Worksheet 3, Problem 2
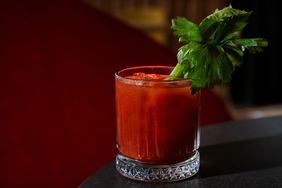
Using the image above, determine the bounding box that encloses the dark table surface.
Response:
[79,116,282,188]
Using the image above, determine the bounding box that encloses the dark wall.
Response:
[230,0,281,105]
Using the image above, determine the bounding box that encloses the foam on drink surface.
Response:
[126,72,168,80]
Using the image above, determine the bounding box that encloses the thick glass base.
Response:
[116,151,200,182]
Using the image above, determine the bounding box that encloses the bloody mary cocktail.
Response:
[115,66,200,182]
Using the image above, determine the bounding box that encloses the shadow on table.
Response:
[199,134,282,177]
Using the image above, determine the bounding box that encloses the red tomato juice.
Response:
[115,66,199,164]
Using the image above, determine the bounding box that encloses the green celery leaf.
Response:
[199,7,251,43]
[177,44,190,63]
[232,38,269,53]
[170,43,199,78]
[171,17,202,43]
[223,44,243,67]
[185,44,233,94]
[170,6,268,94]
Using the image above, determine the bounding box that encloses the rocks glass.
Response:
[115,66,200,182]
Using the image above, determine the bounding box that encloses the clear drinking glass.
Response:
[115,66,200,182]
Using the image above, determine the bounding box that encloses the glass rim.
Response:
[115,66,190,86]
